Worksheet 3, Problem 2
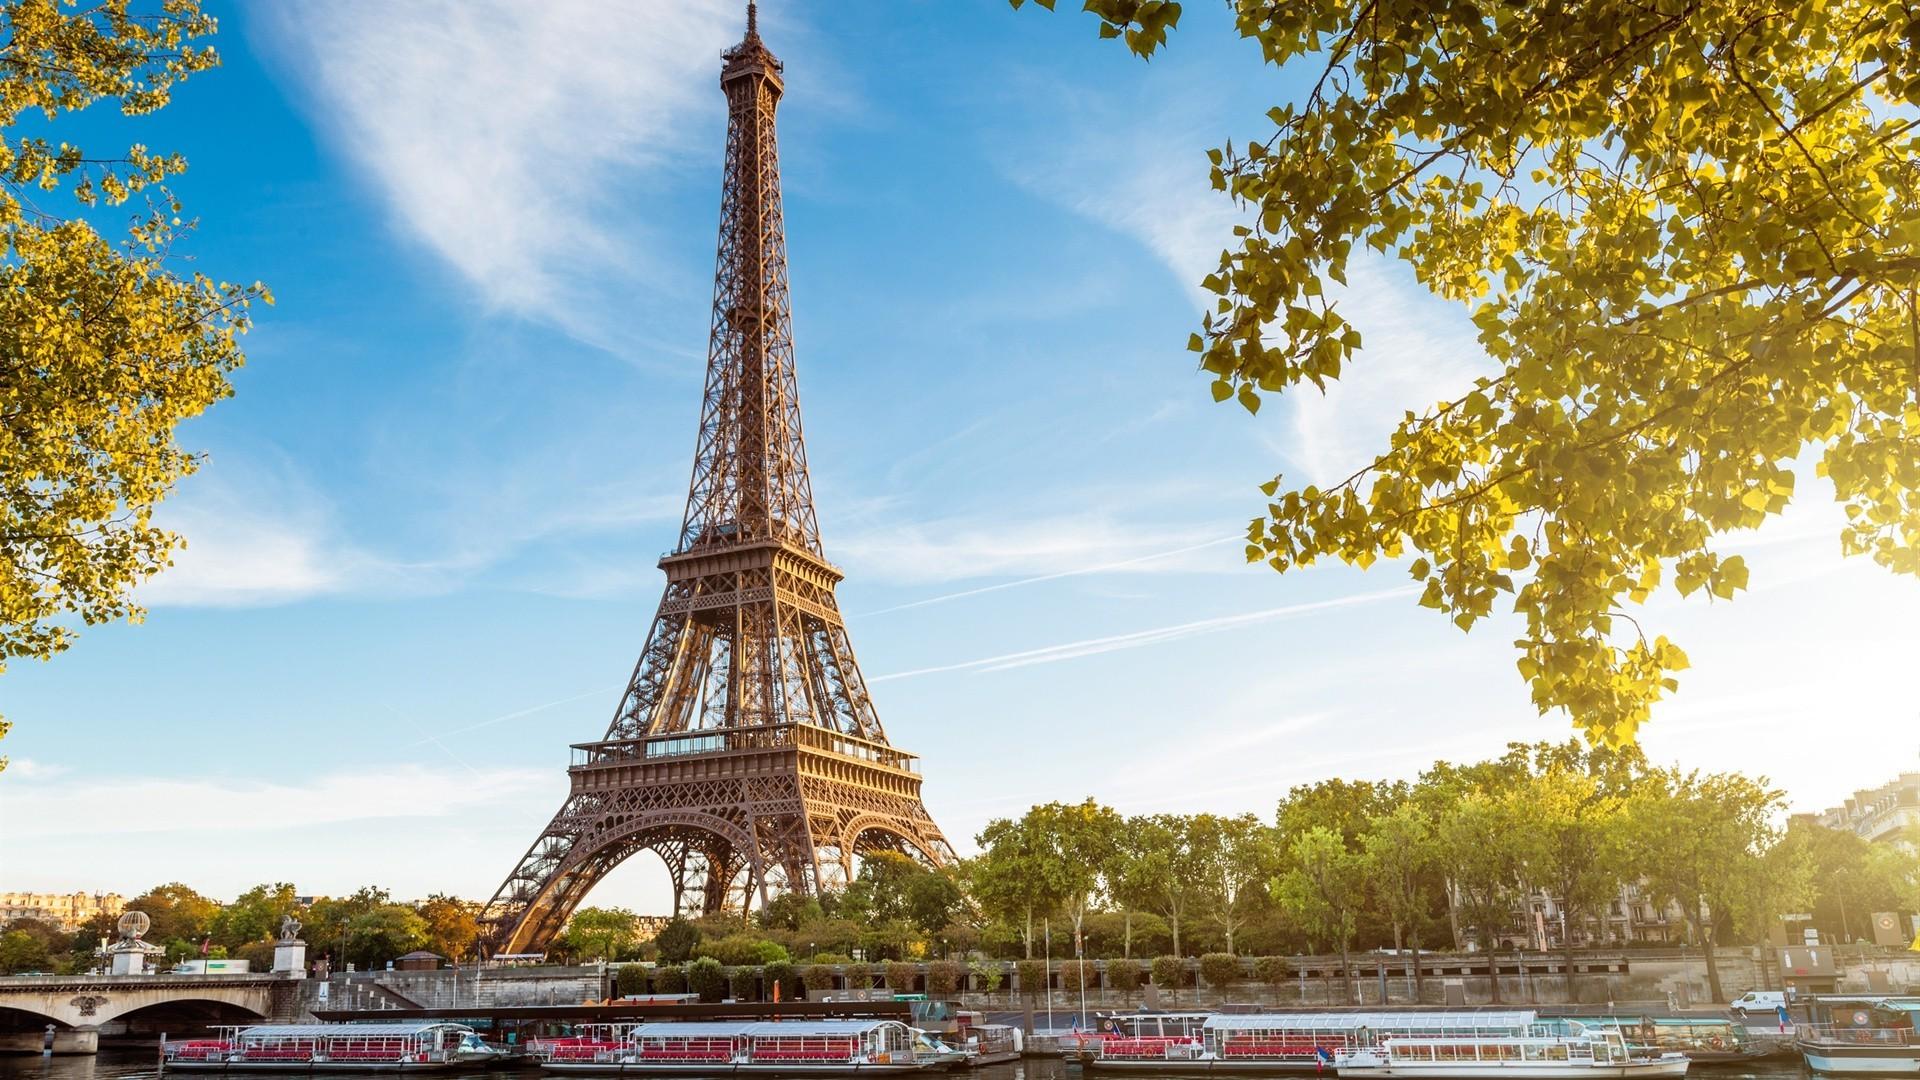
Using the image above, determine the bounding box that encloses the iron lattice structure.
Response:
[479,7,953,956]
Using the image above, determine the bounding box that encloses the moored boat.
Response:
[957,1024,1020,1067]
[1076,1011,1538,1073]
[162,1022,501,1072]
[531,1019,934,1074]
[1334,1019,1689,1080]
[1796,997,1920,1074]
[1577,1016,1779,1062]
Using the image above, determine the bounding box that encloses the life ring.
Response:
[1706,1036,1727,1051]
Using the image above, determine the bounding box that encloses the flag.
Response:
[1316,1047,1333,1072]
[772,980,781,1004]
[199,937,211,957]
[1910,929,1920,953]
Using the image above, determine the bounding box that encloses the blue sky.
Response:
[4,1,1918,912]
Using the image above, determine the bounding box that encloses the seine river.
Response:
[0,1054,1826,1080]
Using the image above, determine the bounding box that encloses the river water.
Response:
[0,1054,1826,1080]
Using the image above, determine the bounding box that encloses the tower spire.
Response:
[746,1,757,39]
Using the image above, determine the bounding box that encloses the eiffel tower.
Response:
[479,5,953,955]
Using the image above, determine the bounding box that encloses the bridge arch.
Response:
[0,977,275,1030]
[842,814,952,868]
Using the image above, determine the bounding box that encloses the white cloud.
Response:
[0,765,547,838]
[262,0,742,347]
[137,468,382,608]
[2,758,66,780]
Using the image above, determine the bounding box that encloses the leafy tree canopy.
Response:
[0,0,269,769]
[1015,0,1920,745]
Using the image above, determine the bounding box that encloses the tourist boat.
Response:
[1075,1011,1539,1073]
[1578,1016,1780,1062]
[1796,997,1920,1074]
[1334,1019,1689,1079]
[162,1022,502,1072]
[531,1019,933,1074]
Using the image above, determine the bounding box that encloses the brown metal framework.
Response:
[479,6,952,955]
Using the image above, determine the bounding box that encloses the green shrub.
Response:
[843,962,872,990]
[687,957,727,1002]
[1151,955,1185,993]
[802,963,838,991]
[701,934,789,967]
[884,961,918,992]
[1059,959,1093,992]
[615,964,648,996]
[809,952,853,964]
[927,960,966,996]
[728,966,757,1001]
[654,965,687,994]
[764,960,799,999]
[1106,958,1141,992]
[1200,953,1240,988]
[969,961,1003,993]
[1015,959,1048,996]
[1254,955,1290,986]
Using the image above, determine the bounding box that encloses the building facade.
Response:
[1815,771,1920,845]
[0,891,126,931]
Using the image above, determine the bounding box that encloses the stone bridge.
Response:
[0,973,288,1054]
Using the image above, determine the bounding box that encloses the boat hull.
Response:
[1800,1046,1920,1075]
[164,1063,459,1073]
[542,1063,931,1075]
[1084,1060,1334,1074]
[1336,1064,1689,1080]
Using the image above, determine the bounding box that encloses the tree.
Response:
[126,882,220,957]
[1025,798,1124,988]
[416,895,480,962]
[345,905,429,968]
[211,883,298,950]
[1361,802,1439,997]
[1015,0,1920,747]
[563,908,640,962]
[1125,813,1210,957]
[0,0,269,770]
[1628,768,1783,1002]
[1438,791,1526,1003]
[1272,826,1365,1002]
[305,887,394,968]
[970,817,1068,957]
[0,929,49,973]
[1191,812,1275,955]
[655,917,699,964]
[1510,766,1627,1002]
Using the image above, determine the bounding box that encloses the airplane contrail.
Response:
[853,534,1242,618]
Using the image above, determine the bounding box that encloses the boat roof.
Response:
[236,1023,468,1038]
[630,1020,902,1038]
[1205,1011,1537,1032]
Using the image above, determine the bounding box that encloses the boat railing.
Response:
[1798,1024,1920,1046]
[1096,1036,1205,1061]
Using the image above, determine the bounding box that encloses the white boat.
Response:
[532,1019,934,1075]
[162,1022,501,1072]
[1077,1011,1537,1073]
[1796,997,1920,1074]
[1334,1019,1689,1079]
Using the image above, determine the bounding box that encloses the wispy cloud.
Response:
[835,514,1233,588]
[855,533,1240,617]
[261,0,742,349]
[871,585,1417,682]
[0,766,546,838]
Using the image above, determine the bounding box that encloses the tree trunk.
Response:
[1411,932,1424,1002]
[1563,908,1579,1005]
[1701,919,1724,1003]
[1170,913,1181,959]
[1485,935,1503,1004]
[1123,911,1133,959]
[1340,945,1354,1004]
[1023,905,1034,959]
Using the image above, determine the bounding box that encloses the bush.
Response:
[1106,958,1141,992]
[654,965,688,994]
[615,964,648,996]
[1059,959,1092,992]
[1254,955,1290,986]
[970,960,1003,993]
[884,961,918,992]
[1015,959,1048,996]
[687,957,727,1003]
[728,966,758,1001]
[701,934,789,967]
[764,960,799,999]
[809,951,854,965]
[1151,955,1185,993]
[927,960,966,996]
[803,964,838,991]
[655,918,699,964]
[1200,953,1240,988]
[843,962,872,990]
